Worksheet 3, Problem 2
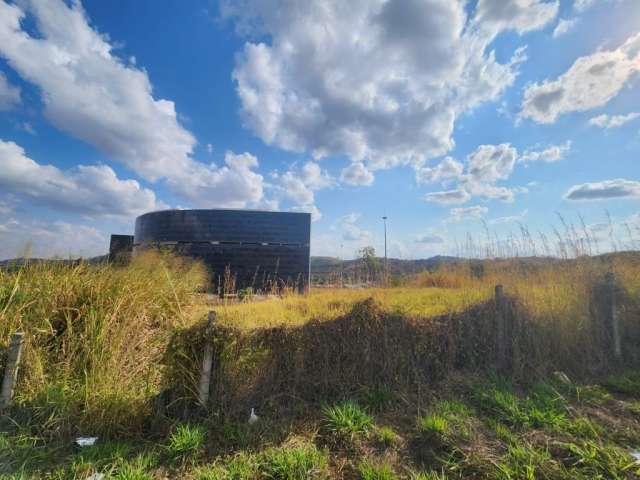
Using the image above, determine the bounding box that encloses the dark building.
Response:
[132,209,311,292]
[108,234,134,264]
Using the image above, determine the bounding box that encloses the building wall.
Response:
[109,234,134,264]
[133,209,311,292]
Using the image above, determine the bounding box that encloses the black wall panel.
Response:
[109,234,134,264]
[133,209,311,292]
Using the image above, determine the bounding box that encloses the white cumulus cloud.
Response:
[0,139,164,218]
[488,209,528,225]
[340,163,375,186]
[415,156,464,184]
[0,71,20,110]
[588,112,640,128]
[424,189,471,205]
[564,179,640,200]
[270,161,334,221]
[167,151,265,209]
[227,0,556,171]
[414,233,445,244]
[459,143,519,202]
[339,213,371,242]
[449,205,489,222]
[422,143,546,205]
[0,218,108,259]
[520,32,640,123]
[475,0,559,36]
[519,141,571,163]
[574,0,598,11]
[0,0,267,208]
[553,18,577,38]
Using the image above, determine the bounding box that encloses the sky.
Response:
[0,0,638,260]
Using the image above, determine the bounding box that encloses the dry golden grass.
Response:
[1,249,638,438]
[213,286,491,329]
[0,251,207,436]
[208,253,640,332]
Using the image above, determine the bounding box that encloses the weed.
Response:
[0,251,206,437]
[374,426,398,448]
[73,440,133,466]
[118,453,156,479]
[219,419,252,449]
[472,381,567,431]
[195,452,257,480]
[0,431,62,474]
[489,420,517,444]
[222,453,259,480]
[358,460,396,480]
[260,442,328,479]
[417,400,471,442]
[603,371,640,397]
[418,414,448,437]
[414,400,472,469]
[494,442,552,480]
[628,401,640,415]
[563,440,638,479]
[409,471,449,480]
[566,417,603,440]
[552,375,614,407]
[167,423,206,461]
[322,401,373,442]
[362,385,394,412]
[194,467,226,480]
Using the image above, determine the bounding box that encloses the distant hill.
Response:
[0,255,108,270]
[4,252,637,284]
[1,254,459,278]
[310,255,460,283]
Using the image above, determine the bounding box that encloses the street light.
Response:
[340,242,344,287]
[382,216,388,285]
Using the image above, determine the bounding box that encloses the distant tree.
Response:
[358,246,380,282]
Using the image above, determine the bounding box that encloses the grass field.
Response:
[1,251,639,478]
[212,286,491,329]
[2,371,640,478]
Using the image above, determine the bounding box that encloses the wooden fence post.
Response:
[495,285,507,371]
[604,272,621,360]
[1,332,25,409]
[198,311,216,408]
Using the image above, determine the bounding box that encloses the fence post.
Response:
[604,272,621,360]
[198,311,216,408]
[495,285,507,371]
[1,332,25,409]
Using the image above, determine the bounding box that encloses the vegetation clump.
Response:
[166,423,206,462]
[322,401,374,445]
[1,250,640,478]
[0,251,206,437]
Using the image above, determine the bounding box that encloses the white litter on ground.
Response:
[75,437,98,447]
[631,450,640,464]
[87,473,105,480]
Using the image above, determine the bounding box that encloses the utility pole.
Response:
[340,242,344,287]
[382,216,388,286]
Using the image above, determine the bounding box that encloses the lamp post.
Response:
[382,216,388,285]
[340,242,344,287]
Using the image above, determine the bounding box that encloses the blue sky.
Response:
[0,0,638,260]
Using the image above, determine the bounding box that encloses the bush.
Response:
[0,251,206,436]
[358,460,396,480]
[322,401,374,442]
[167,423,206,461]
[260,442,328,479]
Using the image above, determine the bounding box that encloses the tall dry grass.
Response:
[406,254,640,374]
[1,242,638,437]
[0,251,207,437]
[166,252,640,415]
